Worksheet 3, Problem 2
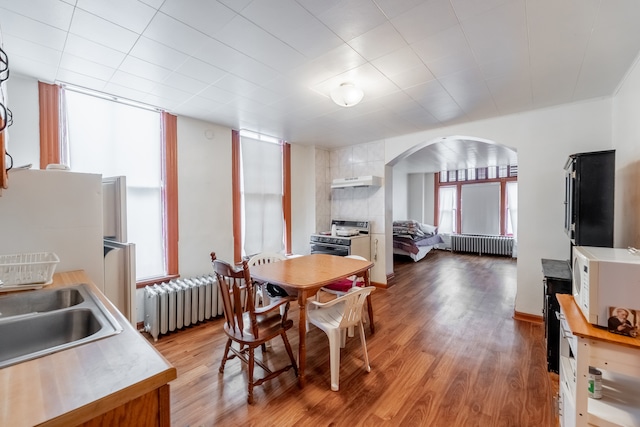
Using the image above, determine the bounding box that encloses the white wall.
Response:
[177,116,233,276]
[612,56,640,248]
[291,144,316,255]
[392,168,436,225]
[406,173,435,225]
[392,163,408,221]
[407,174,424,221]
[314,148,331,233]
[423,173,435,225]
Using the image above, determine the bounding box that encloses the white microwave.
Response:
[572,246,640,327]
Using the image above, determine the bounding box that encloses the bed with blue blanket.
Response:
[393,220,444,262]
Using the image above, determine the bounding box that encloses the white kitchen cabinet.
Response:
[558,294,640,427]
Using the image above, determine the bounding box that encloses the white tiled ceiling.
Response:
[1,0,640,158]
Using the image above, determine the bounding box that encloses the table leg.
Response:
[364,270,375,334]
[297,290,307,388]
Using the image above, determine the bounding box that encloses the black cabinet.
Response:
[564,150,615,247]
[542,258,572,373]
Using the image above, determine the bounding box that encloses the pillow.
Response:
[393,220,425,238]
[419,223,437,235]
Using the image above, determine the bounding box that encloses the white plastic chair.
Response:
[248,252,287,308]
[307,286,375,391]
[317,255,375,334]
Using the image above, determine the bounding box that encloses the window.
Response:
[61,87,168,281]
[435,165,517,236]
[239,131,285,257]
[437,186,457,234]
[467,168,476,180]
[488,167,497,179]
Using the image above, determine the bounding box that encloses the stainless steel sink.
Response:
[0,284,123,369]
[0,287,84,318]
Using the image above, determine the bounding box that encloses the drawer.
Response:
[559,315,577,356]
[559,378,576,427]
[559,355,576,397]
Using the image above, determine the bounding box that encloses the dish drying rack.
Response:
[0,252,60,291]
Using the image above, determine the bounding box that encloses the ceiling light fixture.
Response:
[330,82,364,107]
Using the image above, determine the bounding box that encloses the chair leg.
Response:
[358,321,371,373]
[219,338,232,373]
[247,346,255,404]
[366,294,375,334]
[281,331,299,376]
[328,330,342,391]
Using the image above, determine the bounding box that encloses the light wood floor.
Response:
[150,250,557,427]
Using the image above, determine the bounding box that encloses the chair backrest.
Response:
[345,255,368,284]
[248,252,286,267]
[336,286,375,329]
[210,252,257,338]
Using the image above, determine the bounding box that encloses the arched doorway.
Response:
[388,135,518,266]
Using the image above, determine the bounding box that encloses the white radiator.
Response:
[143,275,222,341]
[451,234,514,257]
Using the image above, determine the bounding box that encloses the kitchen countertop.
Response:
[0,270,177,427]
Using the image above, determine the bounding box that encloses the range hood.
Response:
[331,175,382,189]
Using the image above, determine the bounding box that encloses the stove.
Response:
[310,220,371,259]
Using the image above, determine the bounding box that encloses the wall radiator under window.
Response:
[143,276,221,342]
[451,234,514,257]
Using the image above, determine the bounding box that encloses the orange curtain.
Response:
[162,112,179,276]
[232,129,242,263]
[283,143,291,254]
[38,81,60,169]
[0,121,6,190]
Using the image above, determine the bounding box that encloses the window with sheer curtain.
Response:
[62,88,164,280]
[438,186,457,234]
[240,131,284,257]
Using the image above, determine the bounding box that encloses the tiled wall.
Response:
[315,141,385,234]
[315,148,331,233]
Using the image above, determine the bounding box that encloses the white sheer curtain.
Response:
[438,186,456,234]
[240,135,284,257]
[63,89,163,280]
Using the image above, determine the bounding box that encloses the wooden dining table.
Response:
[250,253,373,388]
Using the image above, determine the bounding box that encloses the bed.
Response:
[393,220,444,262]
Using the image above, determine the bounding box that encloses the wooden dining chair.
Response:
[317,255,375,334]
[210,252,298,404]
[307,286,376,391]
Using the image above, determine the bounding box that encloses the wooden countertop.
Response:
[557,294,640,350]
[0,270,177,427]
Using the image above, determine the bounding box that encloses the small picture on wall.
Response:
[607,307,640,338]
